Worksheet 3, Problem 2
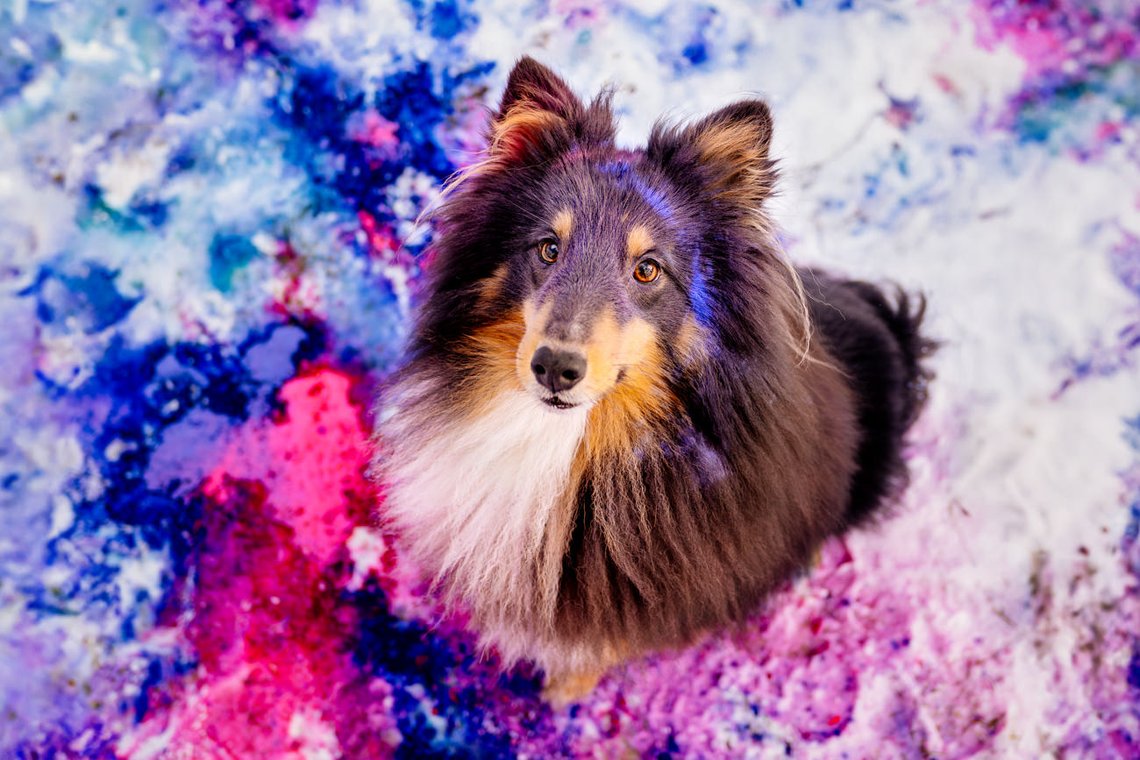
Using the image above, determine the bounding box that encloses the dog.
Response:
[372,57,934,705]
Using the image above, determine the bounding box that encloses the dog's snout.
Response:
[530,346,587,393]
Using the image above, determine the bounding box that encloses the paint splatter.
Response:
[1,0,1138,756]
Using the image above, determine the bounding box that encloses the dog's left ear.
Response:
[487,57,614,166]
[647,100,776,210]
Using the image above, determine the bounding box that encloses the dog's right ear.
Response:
[497,57,582,121]
[487,58,613,166]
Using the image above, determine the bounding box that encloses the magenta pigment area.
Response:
[1,1,1138,757]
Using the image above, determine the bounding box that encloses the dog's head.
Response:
[417,57,784,418]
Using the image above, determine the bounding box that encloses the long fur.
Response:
[372,58,935,684]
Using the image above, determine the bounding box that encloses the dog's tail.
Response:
[853,283,938,431]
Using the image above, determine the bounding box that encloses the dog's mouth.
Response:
[542,396,579,411]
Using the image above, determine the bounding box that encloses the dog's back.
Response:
[801,270,935,526]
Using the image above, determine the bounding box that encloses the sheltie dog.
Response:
[373,57,934,704]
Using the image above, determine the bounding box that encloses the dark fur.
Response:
[802,271,937,526]
[377,58,936,675]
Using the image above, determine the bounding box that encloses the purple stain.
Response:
[974,0,1139,149]
[1110,233,1140,298]
[242,324,306,385]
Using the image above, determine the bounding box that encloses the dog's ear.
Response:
[647,100,776,209]
[487,57,613,166]
[498,57,582,120]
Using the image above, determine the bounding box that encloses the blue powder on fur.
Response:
[688,258,715,326]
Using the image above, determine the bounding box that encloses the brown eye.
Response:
[538,240,559,264]
[634,258,661,283]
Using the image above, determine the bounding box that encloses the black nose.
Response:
[530,346,587,393]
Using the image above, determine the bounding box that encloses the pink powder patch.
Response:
[123,369,405,757]
[358,211,403,261]
[1004,26,1063,80]
[250,0,318,27]
[204,370,368,563]
[348,109,401,154]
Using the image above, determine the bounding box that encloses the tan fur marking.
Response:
[695,121,767,164]
[425,103,565,212]
[581,312,674,459]
[476,263,510,306]
[552,209,573,241]
[543,669,603,707]
[693,121,774,210]
[459,311,526,418]
[542,640,629,706]
[674,316,708,368]
[515,303,676,457]
[626,224,654,260]
[490,105,565,158]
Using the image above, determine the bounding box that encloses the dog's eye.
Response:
[633,258,661,284]
[537,240,559,264]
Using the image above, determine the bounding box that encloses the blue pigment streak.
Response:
[1128,647,1140,691]
[208,233,260,293]
[688,258,715,326]
[0,20,61,101]
[1010,60,1139,147]
[27,262,140,334]
[78,184,170,233]
[599,160,675,222]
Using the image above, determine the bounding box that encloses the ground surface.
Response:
[1,0,1139,757]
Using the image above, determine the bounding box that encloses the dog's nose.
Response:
[530,346,587,393]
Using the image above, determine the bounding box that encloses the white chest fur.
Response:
[379,389,588,619]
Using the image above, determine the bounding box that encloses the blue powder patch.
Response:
[406,0,474,40]
[208,233,260,293]
[275,57,491,219]
[1128,646,1140,691]
[351,581,537,758]
[78,184,169,233]
[242,324,306,385]
[0,20,61,101]
[670,5,718,72]
[27,262,140,334]
[1010,60,1140,149]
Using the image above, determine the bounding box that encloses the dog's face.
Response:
[503,160,693,411]
[420,57,777,420]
